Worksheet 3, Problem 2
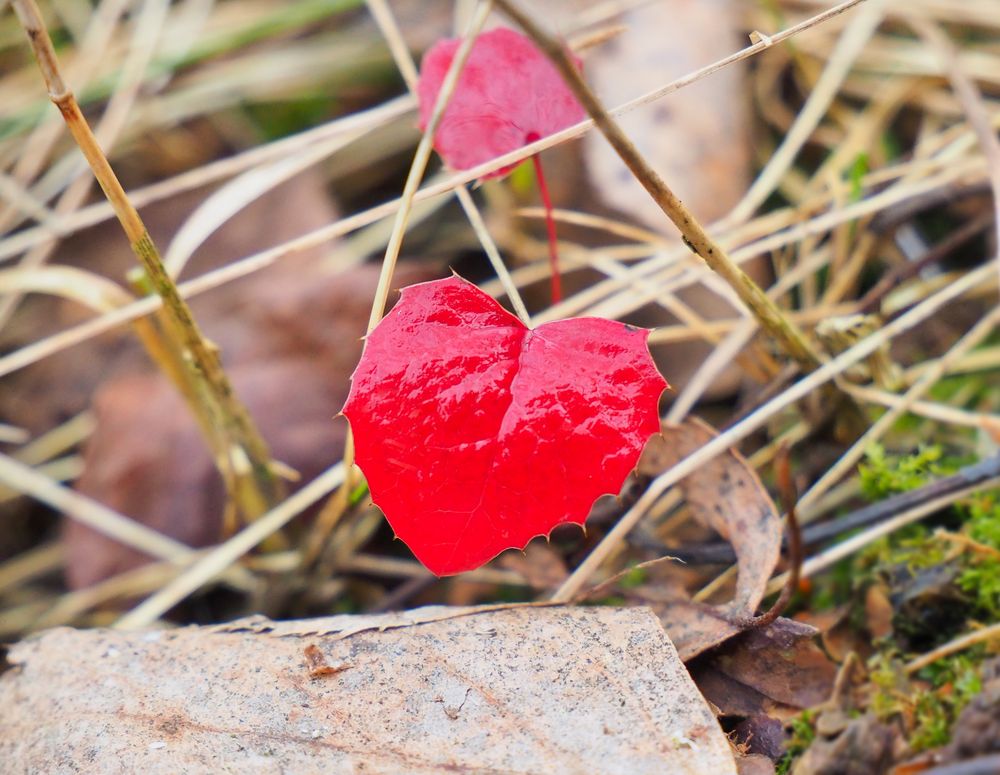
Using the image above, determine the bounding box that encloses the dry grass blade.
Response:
[910,15,1000,293]
[493,0,831,378]
[0,451,192,563]
[553,262,994,601]
[115,463,345,629]
[9,0,285,527]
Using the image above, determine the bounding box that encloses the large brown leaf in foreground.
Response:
[0,606,737,774]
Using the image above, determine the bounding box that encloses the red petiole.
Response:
[528,144,561,305]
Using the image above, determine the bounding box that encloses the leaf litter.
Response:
[634,417,785,660]
[2,1,1000,773]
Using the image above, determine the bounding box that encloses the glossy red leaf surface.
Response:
[417,27,586,177]
[342,276,667,576]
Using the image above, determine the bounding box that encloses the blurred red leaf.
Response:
[417,27,585,176]
[343,275,666,576]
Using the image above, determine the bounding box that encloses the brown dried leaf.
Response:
[791,714,898,775]
[0,606,738,774]
[691,618,837,719]
[639,417,783,658]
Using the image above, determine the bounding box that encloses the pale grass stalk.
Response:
[115,462,346,629]
[905,346,1000,380]
[0,171,53,224]
[456,186,531,324]
[552,262,995,601]
[911,16,1000,294]
[724,0,885,225]
[666,324,756,422]
[341,553,528,587]
[767,477,1000,595]
[0,264,134,311]
[0,454,82,503]
[0,451,194,564]
[364,0,419,91]
[162,129,363,279]
[13,412,93,465]
[797,305,1000,513]
[11,0,284,523]
[656,240,841,416]
[583,250,721,342]
[843,384,1000,430]
[0,423,28,444]
[514,206,668,245]
[35,556,261,631]
[365,0,529,324]
[906,622,1000,675]
[0,542,63,592]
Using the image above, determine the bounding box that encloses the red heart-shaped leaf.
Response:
[417,27,586,177]
[342,276,667,575]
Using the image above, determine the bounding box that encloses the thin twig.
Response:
[552,262,993,602]
[493,0,836,377]
[11,0,284,525]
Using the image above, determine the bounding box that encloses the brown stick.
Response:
[493,0,829,375]
[11,0,284,524]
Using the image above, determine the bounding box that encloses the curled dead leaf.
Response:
[639,417,783,659]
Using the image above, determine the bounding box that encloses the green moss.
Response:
[910,654,983,751]
[775,709,816,775]
[958,558,1000,619]
[859,444,952,500]
[619,566,648,590]
[868,644,985,752]
[847,153,870,202]
[956,492,1000,618]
